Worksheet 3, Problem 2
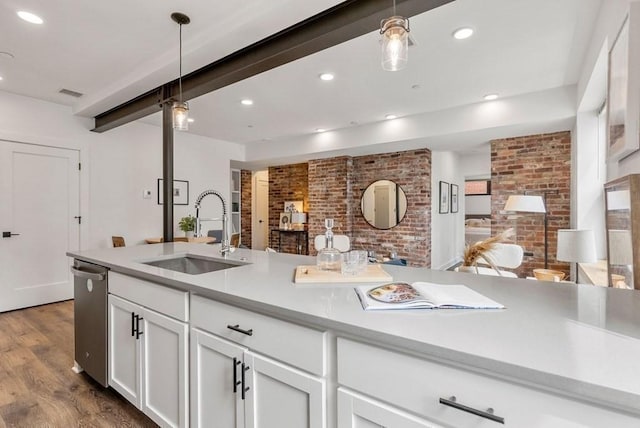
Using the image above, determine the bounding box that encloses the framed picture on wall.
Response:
[439,181,449,214]
[607,11,640,160]
[279,212,292,229]
[157,179,189,205]
[284,200,303,213]
[450,184,459,213]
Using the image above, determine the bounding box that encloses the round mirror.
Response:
[360,180,407,229]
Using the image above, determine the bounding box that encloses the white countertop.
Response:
[68,243,640,415]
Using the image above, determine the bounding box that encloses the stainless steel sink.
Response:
[142,255,246,275]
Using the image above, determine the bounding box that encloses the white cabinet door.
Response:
[191,328,246,428]
[109,293,189,428]
[108,294,141,407]
[337,389,441,428]
[141,307,189,428]
[244,351,325,428]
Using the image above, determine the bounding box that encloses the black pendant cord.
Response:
[179,23,183,103]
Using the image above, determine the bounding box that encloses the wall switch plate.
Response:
[143,189,152,199]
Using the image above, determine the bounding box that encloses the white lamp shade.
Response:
[291,213,307,224]
[557,229,597,263]
[504,195,546,213]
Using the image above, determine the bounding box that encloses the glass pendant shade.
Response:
[381,16,409,71]
[172,101,189,131]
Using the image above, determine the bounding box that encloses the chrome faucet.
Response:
[194,189,230,255]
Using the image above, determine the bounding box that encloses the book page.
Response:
[412,282,504,309]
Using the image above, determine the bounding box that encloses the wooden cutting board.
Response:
[294,264,392,284]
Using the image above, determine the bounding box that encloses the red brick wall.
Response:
[491,131,571,277]
[240,170,252,248]
[350,150,431,267]
[308,157,353,249]
[268,163,309,254]
[307,150,431,267]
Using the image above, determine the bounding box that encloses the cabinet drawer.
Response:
[109,272,188,322]
[337,338,639,428]
[191,295,326,376]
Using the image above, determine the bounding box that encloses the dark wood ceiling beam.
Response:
[92,0,453,133]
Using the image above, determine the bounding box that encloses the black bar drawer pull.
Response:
[227,324,253,336]
[232,358,241,393]
[439,396,504,424]
[135,315,144,339]
[131,312,136,337]
[241,363,250,400]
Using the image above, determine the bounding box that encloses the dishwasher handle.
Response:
[70,266,106,281]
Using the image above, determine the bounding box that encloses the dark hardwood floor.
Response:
[0,300,158,427]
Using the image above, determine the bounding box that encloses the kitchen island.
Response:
[68,243,640,427]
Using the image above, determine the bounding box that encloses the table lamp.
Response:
[504,195,548,268]
[556,229,597,282]
[291,212,307,230]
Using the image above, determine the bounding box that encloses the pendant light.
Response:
[171,12,190,131]
[380,0,410,71]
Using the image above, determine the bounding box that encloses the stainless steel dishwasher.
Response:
[70,259,108,387]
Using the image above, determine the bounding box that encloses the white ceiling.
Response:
[0,0,603,161]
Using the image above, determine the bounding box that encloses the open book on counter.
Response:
[355,282,505,311]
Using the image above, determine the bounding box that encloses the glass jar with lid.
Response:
[317,218,341,271]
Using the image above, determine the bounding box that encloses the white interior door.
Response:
[374,185,390,229]
[0,141,80,312]
[252,170,269,250]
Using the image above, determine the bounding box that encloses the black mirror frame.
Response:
[360,180,408,230]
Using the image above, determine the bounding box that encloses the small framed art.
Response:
[450,183,459,213]
[157,179,189,205]
[439,181,449,214]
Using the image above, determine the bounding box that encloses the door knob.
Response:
[259,220,263,223]
[2,232,20,238]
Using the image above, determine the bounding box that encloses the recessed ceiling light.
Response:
[241,99,253,106]
[17,11,43,24]
[452,27,473,40]
[0,76,3,81]
[187,118,195,123]
[316,128,326,133]
[385,114,397,120]
[319,73,334,81]
[484,93,499,101]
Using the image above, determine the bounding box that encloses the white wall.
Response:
[465,195,491,216]
[459,152,491,179]
[430,151,465,269]
[573,0,638,264]
[577,0,640,182]
[0,91,244,250]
